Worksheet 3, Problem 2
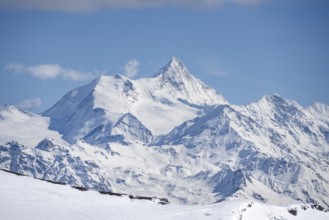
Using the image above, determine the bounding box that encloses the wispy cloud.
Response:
[197,58,228,77]
[5,63,93,81]
[0,0,267,12]
[18,98,42,110]
[122,59,140,78]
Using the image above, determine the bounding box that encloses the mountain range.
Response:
[1,57,328,208]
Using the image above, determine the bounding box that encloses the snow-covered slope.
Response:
[0,105,64,147]
[156,95,329,206]
[0,139,112,191]
[151,57,227,106]
[1,57,329,209]
[1,170,328,220]
[43,57,225,143]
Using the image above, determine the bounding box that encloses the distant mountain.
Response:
[0,105,64,146]
[0,57,328,208]
[155,95,329,205]
[42,57,226,144]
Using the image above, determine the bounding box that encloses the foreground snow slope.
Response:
[1,171,328,220]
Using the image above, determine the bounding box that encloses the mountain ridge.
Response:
[1,57,329,208]
[42,57,226,143]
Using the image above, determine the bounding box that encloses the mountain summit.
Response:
[1,57,329,208]
[43,57,226,143]
[153,57,227,106]
[153,56,189,78]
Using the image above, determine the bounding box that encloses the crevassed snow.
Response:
[1,170,328,220]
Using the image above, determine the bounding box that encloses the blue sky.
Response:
[0,0,328,112]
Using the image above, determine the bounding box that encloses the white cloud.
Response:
[27,64,62,79]
[0,0,267,12]
[122,59,140,78]
[197,58,228,77]
[5,63,93,81]
[18,98,42,110]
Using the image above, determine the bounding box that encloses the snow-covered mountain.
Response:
[43,57,226,144]
[0,105,64,146]
[0,57,329,209]
[155,95,329,205]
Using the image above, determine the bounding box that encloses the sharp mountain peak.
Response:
[1,56,329,208]
[153,56,190,78]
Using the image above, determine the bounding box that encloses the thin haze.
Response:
[0,0,265,11]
